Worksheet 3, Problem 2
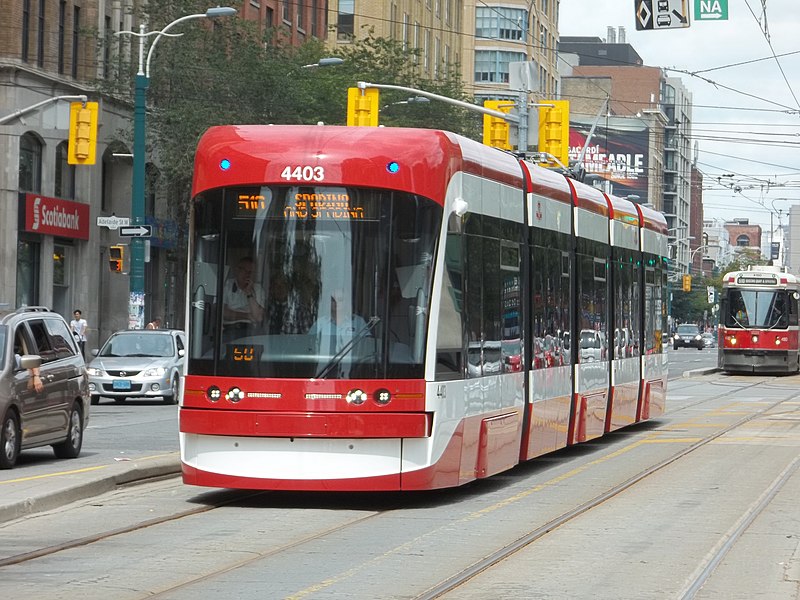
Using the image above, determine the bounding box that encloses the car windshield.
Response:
[677,325,699,335]
[100,334,174,358]
[580,331,599,348]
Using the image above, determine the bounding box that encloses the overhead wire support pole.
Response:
[573,96,609,175]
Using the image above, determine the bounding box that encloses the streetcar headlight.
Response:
[346,389,367,405]
[752,335,759,343]
[374,388,392,406]
[207,386,221,402]
[775,338,782,346]
[227,387,245,403]
[728,336,737,346]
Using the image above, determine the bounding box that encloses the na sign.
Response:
[695,0,728,20]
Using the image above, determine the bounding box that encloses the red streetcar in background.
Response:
[719,265,800,373]
[180,125,668,491]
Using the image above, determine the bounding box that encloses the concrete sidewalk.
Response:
[0,452,181,524]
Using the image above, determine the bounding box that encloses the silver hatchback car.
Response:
[87,329,186,405]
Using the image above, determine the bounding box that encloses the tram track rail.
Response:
[415,389,800,599]
[2,375,797,599]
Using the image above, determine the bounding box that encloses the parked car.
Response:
[672,324,704,350]
[701,332,717,349]
[87,329,186,405]
[0,307,89,469]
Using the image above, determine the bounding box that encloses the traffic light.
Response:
[482,100,513,150]
[67,101,99,165]
[346,87,380,127]
[109,245,124,273]
[682,274,692,292]
[538,100,570,167]
[707,286,715,304]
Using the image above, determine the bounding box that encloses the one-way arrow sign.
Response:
[119,225,152,237]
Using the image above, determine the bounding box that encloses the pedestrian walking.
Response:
[146,317,162,329]
[70,309,87,359]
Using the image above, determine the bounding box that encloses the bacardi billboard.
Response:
[569,117,650,203]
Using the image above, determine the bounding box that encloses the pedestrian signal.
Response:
[707,286,715,304]
[682,274,692,292]
[109,245,124,273]
[68,101,99,165]
[538,100,570,167]
[346,87,379,127]
[482,100,513,150]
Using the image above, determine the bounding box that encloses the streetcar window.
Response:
[724,290,791,329]
[189,186,442,379]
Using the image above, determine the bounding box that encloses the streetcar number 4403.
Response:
[281,166,325,182]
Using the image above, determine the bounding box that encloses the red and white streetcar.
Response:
[719,265,800,373]
[180,125,668,491]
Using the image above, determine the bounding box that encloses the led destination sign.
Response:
[234,189,376,220]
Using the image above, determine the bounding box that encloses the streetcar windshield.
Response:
[724,290,788,329]
[188,185,441,379]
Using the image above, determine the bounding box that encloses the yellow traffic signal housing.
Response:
[68,101,99,165]
[482,100,513,150]
[347,87,380,127]
[109,245,124,273]
[682,274,692,292]
[538,99,570,167]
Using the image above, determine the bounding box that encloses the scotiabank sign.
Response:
[19,193,90,240]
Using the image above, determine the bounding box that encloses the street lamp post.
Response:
[118,7,236,329]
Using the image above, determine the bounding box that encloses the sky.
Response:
[557,0,800,234]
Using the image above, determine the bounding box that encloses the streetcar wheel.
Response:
[0,409,21,469]
[53,402,84,459]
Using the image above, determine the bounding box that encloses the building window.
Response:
[311,0,319,36]
[22,0,30,62]
[58,1,66,73]
[17,238,41,308]
[37,0,45,68]
[474,50,526,83]
[19,133,43,193]
[736,235,750,247]
[72,6,80,78]
[103,15,111,79]
[402,14,408,51]
[297,1,304,30]
[475,7,525,41]
[55,142,75,199]
[337,0,354,39]
[282,1,290,23]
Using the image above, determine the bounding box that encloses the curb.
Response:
[683,367,719,377]
[0,454,181,525]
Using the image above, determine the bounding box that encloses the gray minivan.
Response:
[0,307,89,468]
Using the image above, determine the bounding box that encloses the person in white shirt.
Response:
[70,309,88,359]
[222,257,265,338]
[308,288,369,348]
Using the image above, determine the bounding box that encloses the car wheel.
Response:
[0,409,21,469]
[673,344,678,350]
[163,376,179,405]
[52,402,84,459]
[90,394,100,405]
[114,397,127,404]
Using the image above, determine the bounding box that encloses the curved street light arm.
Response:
[0,94,87,125]
[357,81,520,123]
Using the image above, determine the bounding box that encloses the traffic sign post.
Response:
[635,0,690,30]
[119,225,152,237]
